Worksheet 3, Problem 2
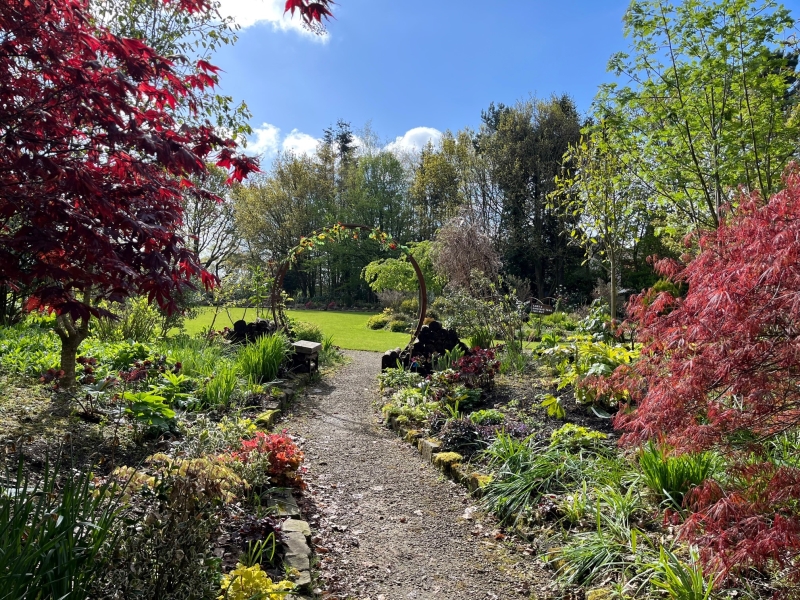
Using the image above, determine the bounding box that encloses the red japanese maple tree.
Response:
[597,164,800,582]
[0,0,332,387]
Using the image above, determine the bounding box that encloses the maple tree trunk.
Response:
[59,334,81,390]
[54,312,90,391]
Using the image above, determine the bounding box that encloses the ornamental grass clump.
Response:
[638,442,718,509]
[237,333,289,383]
[0,455,121,600]
[202,362,238,409]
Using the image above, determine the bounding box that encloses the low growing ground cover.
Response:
[181,307,412,352]
[0,312,345,599]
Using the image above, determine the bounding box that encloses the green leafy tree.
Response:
[554,124,649,316]
[410,140,463,239]
[361,241,444,296]
[90,0,252,141]
[477,96,582,299]
[598,0,799,230]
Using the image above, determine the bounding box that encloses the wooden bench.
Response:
[290,340,322,373]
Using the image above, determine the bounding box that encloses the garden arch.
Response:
[270,223,428,349]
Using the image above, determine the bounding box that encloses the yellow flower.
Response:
[218,564,295,600]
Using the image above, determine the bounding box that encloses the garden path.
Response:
[282,350,546,600]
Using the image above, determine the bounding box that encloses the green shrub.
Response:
[377,367,423,391]
[94,462,226,599]
[541,311,578,331]
[442,385,482,412]
[0,318,60,377]
[94,297,160,343]
[382,401,438,423]
[0,455,121,600]
[123,390,176,440]
[650,278,682,297]
[109,341,151,369]
[469,409,504,425]
[399,297,419,315]
[539,335,639,407]
[549,423,608,451]
[291,320,323,343]
[388,319,408,333]
[638,442,717,509]
[366,313,390,330]
[237,334,289,383]
[390,387,426,408]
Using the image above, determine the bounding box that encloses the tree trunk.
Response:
[59,334,81,389]
[54,312,90,390]
[609,251,618,319]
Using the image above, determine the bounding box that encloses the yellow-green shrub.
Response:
[218,564,294,600]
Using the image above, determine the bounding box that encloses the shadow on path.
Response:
[281,350,546,600]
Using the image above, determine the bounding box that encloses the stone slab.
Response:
[283,531,311,557]
[293,570,312,591]
[418,438,442,463]
[265,490,300,517]
[293,340,322,354]
[284,552,310,571]
[282,518,312,538]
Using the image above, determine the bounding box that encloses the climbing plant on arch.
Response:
[269,223,428,348]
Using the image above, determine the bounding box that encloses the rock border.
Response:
[384,416,493,497]
[250,374,315,599]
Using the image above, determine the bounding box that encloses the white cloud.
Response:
[216,0,325,38]
[282,129,320,156]
[247,123,281,156]
[244,123,319,158]
[385,127,443,154]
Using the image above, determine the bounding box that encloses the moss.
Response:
[586,589,613,600]
[404,429,422,443]
[467,472,493,495]
[254,409,281,429]
[433,452,463,469]
[450,462,471,484]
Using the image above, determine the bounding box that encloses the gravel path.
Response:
[283,351,546,600]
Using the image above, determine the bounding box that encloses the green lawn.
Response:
[181,307,412,352]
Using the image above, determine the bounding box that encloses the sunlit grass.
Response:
[180,307,412,353]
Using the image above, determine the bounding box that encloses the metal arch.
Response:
[270,223,427,351]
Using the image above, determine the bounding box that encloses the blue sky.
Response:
[213,0,800,158]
